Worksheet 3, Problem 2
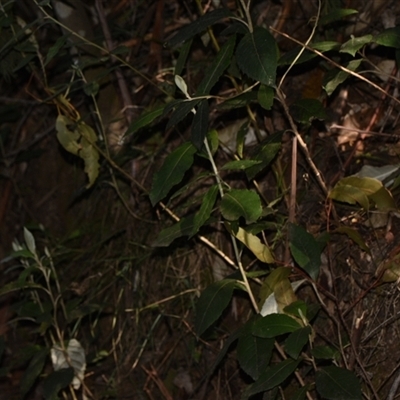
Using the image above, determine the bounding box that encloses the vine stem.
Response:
[203,138,259,313]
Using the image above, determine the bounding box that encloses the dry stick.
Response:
[203,138,259,313]
[330,65,398,186]
[271,27,400,108]
[388,368,400,400]
[276,89,329,198]
[34,0,169,96]
[274,341,314,400]
[95,0,134,124]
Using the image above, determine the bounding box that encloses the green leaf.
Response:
[220,189,262,224]
[227,225,274,263]
[79,125,100,188]
[150,142,197,205]
[205,329,241,379]
[191,185,219,236]
[259,267,292,313]
[320,8,358,26]
[174,38,193,76]
[323,59,362,95]
[166,99,200,129]
[0,280,42,296]
[45,35,68,66]
[278,47,316,66]
[241,359,300,399]
[334,226,370,253]
[55,116,100,188]
[312,345,340,361]
[328,176,383,210]
[245,131,282,180]
[195,279,241,336]
[290,98,326,124]
[43,368,74,400]
[369,186,397,210]
[196,35,236,95]
[20,348,48,397]
[258,84,274,110]
[125,105,164,136]
[55,115,81,156]
[217,91,258,110]
[237,318,274,380]
[375,26,400,48]
[191,100,209,150]
[289,224,324,280]
[23,227,36,254]
[311,41,341,51]
[221,160,262,170]
[252,314,302,338]
[168,8,233,47]
[0,336,4,363]
[340,35,373,56]
[153,215,196,247]
[316,366,362,400]
[284,326,311,360]
[283,300,308,319]
[291,385,312,400]
[236,27,278,87]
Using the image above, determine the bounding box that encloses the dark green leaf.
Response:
[168,8,233,47]
[291,385,312,400]
[246,131,282,180]
[125,105,165,136]
[323,59,362,95]
[196,35,236,95]
[312,346,340,361]
[237,318,274,380]
[283,300,308,319]
[43,368,74,400]
[191,100,209,150]
[284,326,311,360]
[217,91,258,110]
[153,215,196,247]
[290,99,326,124]
[236,120,251,158]
[220,189,262,224]
[167,99,200,129]
[252,314,302,338]
[289,224,324,280]
[206,329,241,380]
[258,84,274,110]
[334,226,370,253]
[278,47,316,66]
[316,366,362,400]
[375,26,400,48]
[110,45,129,55]
[320,8,358,26]
[0,280,42,296]
[221,160,262,170]
[45,35,68,66]
[312,41,341,51]
[174,39,193,76]
[236,27,278,87]
[195,279,240,336]
[340,35,373,56]
[278,41,339,66]
[150,142,197,205]
[0,336,4,363]
[241,359,300,399]
[20,348,48,396]
[191,185,219,236]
